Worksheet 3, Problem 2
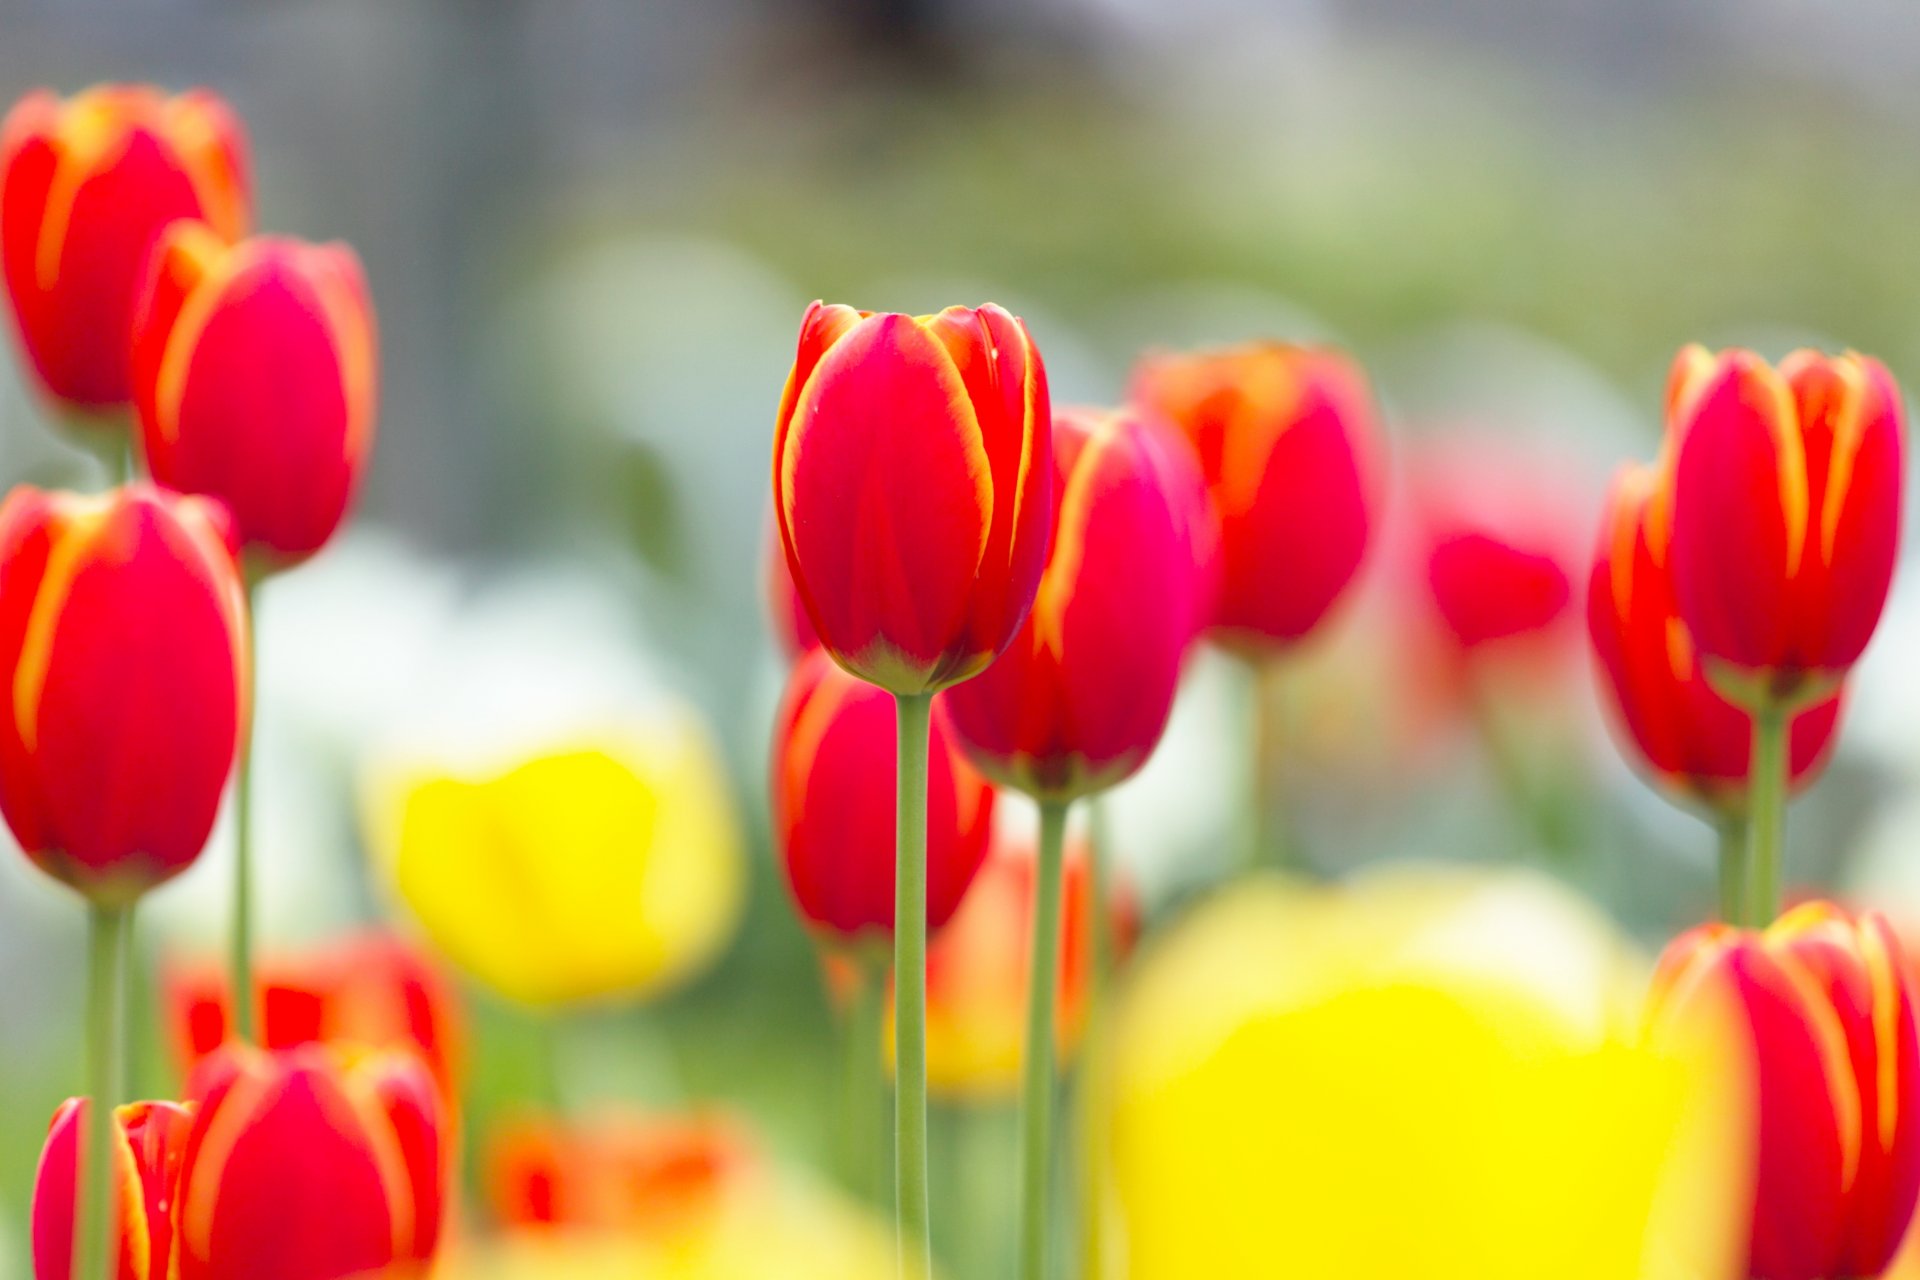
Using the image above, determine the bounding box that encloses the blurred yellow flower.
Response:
[362,717,744,1008]
[1103,865,1751,1280]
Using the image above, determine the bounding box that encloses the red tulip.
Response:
[1,85,249,410]
[771,647,995,943]
[1129,342,1378,651]
[1589,462,1841,810]
[175,1044,445,1280]
[132,224,377,566]
[31,1098,194,1280]
[164,931,463,1104]
[943,405,1216,802]
[0,484,247,904]
[772,301,1052,695]
[1650,903,1920,1280]
[1667,346,1904,702]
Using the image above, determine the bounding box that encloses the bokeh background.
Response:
[4,1,1920,1273]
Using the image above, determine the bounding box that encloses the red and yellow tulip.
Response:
[0,85,249,411]
[31,1098,194,1280]
[0,483,247,904]
[175,1044,445,1280]
[943,405,1216,803]
[1129,342,1378,652]
[771,647,995,943]
[772,301,1053,695]
[1589,461,1841,812]
[1666,346,1904,702]
[132,224,377,566]
[1650,902,1920,1280]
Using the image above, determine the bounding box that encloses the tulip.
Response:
[0,483,247,902]
[487,1110,757,1232]
[1589,461,1843,920]
[771,300,1052,697]
[772,299,1053,1269]
[1128,341,1378,651]
[943,405,1216,804]
[765,518,818,658]
[175,1044,444,1280]
[1106,866,1751,1280]
[772,647,995,944]
[363,725,744,1010]
[1649,902,1920,1280]
[1,86,249,414]
[131,224,377,567]
[32,1098,194,1280]
[164,931,463,1104]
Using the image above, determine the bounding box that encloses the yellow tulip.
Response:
[1103,865,1751,1280]
[361,715,744,1008]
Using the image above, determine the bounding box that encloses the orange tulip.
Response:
[1589,461,1841,812]
[1667,346,1904,703]
[175,1044,445,1280]
[132,224,377,566]
[1130,342,1378,652]
[772,301,1052,695]
[164,931,463,1104]
[0,484,247,904]
[486,1110,758,1233]
[1,85,249,411]
[1650,902,1920,1280]
[31,1098,193,1280]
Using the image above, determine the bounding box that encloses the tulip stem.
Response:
[1746,707,1789,928]
[842,949,887,1206]
[1714,810,1749,926]
[78,901,128,1280]
[1080,800,1114,1280]
[231,571,262,1044]
[1021,798,1071,1280]
[1250,660,1289,871]
[893,691,934,1278]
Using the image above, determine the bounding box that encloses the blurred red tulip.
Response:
[0,484,247,904]
[175,1044,444,1280]
[164,931,463,1104]
[487,1110,758,1232]
[1,85,249,410]
[771,648,995,943]
[765,517,818,658]
[1650,902,1920,1280]
[1589,462,1841,811]
[1667,346,1904,702]
[32,1098,193,1280]
[1129,342,1378,652]
[944,406,1216,802]
[132,224,377,566]
[772,301,1053,695]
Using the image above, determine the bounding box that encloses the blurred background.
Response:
[4,1,1920,1274]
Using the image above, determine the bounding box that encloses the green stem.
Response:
[1250,661,1286,871]
[841,951,886,1206]
[78,902,128,1280]
[1745,707,1789,929]
[893,692,933,1278]
[231,573,261,1044]
[1714,809,1750,926]
[1080,801,1114,1280]
[1020,800,1071,1280]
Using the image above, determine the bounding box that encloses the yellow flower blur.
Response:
[362,716,745,1009]
[1103,865,1751,1280]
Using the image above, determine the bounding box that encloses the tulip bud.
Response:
[771,647,995,943]
[919,826,1136,1100]
[1589,462,1841,811]
[32,1098,194,1280]
[131,224,377,566]
[164,931,464,1105]
[175,1044,445,1280]
[1129,342,1379,651]
[0,483,248,905]
[942,406,1216,803]
[1667,346,1904,703]
[1649,902,1920,1280]
[772,301,1053,695]
[1,85,250,411]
